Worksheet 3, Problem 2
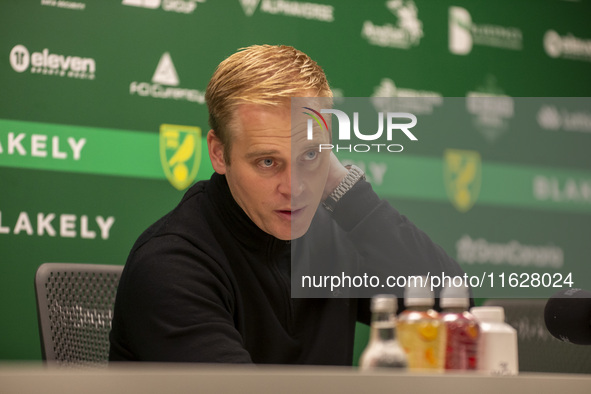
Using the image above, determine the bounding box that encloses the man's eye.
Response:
[260,158,274,168]
[304,151,318,161]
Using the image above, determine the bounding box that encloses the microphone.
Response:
[544,288,591,345]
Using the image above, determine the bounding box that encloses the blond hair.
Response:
[205,45,332,162]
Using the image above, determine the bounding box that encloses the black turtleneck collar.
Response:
[205,172,289,252]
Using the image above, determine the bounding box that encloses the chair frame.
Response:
[34,262,123,366]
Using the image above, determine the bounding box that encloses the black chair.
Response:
[483,298,591,374]
[34,263,123,367]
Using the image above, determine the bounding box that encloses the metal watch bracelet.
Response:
[322,165,365,213]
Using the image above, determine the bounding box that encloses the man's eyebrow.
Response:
[244,149,281,159]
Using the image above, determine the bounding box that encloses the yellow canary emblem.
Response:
[160,124,201,190]
[444,149,482,212]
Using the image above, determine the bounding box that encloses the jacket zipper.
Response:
[268,238,294,335]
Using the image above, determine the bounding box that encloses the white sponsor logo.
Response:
[362,0,423,49]
[0,211,115,240]
[449,6,522,55]
[466,75,514,143]
[239,0,260,16]
[129,52,205,103]
[533,176,591,204]
[151,52,179,85]
[239,0,334,22]
[9,45,95,80]
[41,0,86,10]
[544,30,591,63]
[538,105,591,133]
[456,235,564,269]
[371,78,442,114]
[0,132,86,160]
[122,0,206,14]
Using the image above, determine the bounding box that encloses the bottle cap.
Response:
[440,282,470,309]
[404,276,434,307]
[470,306,505,322]
[371,294,397,313]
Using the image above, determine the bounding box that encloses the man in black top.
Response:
[109,45,464,364]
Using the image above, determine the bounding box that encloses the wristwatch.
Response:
[322,165,365,212]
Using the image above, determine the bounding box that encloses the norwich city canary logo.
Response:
[160,124,201,190]
[444,149,481,212]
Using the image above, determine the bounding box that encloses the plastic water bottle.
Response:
[470,306,519,375]
[440,284,479,370]
[359,294,407,370]
[397,277,446,371]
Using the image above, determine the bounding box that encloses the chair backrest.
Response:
[483,298,591,374]
[34,263,123,367]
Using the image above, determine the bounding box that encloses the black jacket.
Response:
[109,172,463,364]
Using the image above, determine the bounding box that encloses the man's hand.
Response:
[322,152,349,201]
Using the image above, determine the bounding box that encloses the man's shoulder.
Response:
[126,178,225,268]
[135,180,210,242]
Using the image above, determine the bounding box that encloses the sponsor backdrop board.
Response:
[0,0,590,362]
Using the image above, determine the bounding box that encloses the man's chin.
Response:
[288,220,313,240]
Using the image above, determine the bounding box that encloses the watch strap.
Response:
[322,165,365,212]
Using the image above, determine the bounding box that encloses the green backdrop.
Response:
[1,0,590,361]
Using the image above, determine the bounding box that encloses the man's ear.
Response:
[207,129,227,174]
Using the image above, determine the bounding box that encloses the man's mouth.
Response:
[276,208,304,220]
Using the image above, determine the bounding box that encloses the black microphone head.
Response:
[544,288,591,345]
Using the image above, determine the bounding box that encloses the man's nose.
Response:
[278,164,304,198]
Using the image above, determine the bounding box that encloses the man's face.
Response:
[210,102,331,240]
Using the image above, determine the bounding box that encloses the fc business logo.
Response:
[129,52,205,103]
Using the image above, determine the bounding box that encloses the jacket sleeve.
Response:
[328,180,466,303]
[109,234,253,363]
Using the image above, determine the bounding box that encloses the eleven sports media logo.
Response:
[302,107,418,153]
[9,44,95,79]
